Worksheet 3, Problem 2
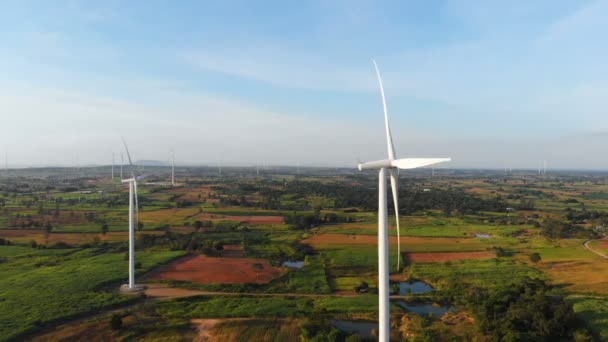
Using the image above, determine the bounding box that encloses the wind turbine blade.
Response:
[373,60,396,160]
[389,169,401,271]
[393,158,451,170]
[121,137,137,180]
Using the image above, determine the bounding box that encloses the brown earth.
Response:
[149,255,285,284]
[193,319,222,342]
[406,251,494,263]
[221,244,245,258]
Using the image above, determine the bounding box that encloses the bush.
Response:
[110,314,123,330]
[530,253,541,263]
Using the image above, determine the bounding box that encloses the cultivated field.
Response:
[0,168,606,340]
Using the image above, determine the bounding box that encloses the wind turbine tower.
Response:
[171,149,176,186]
[112,152,115,180]
[120,153,124,179]
[120,139,145,292]
[357,61,450,342]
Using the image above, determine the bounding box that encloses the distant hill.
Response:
[135,160,169,166]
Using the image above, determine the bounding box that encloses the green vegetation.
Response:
[155,295,378,318]
[0,245,184,341]
[569,296,608,340]
[410,258,544,289]
[1,168,607,340]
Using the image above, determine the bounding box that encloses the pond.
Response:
[395,301,456,317]
[399,281,434,295]
[476,234,492,239]
[333,320,377,338]
[282,260,304,269]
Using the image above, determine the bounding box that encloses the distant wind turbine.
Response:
[120,139,145,292]
[171,149,176,186]
[120,153,124,179]
[357,60,450,342]
[111,152,115,180]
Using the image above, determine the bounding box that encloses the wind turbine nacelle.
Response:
[358,159,393,171]
[358,158,451,171]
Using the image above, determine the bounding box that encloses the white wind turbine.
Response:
[120,139,145,292]
[357,60,450,342]
[171,149,176,186]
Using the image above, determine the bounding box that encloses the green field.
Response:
[0,168,607,340]
[0,245,184,341]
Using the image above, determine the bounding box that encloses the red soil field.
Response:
[221,244,246,258]
[595,240,608,248]
[150,255,285,284]
[406,251,494,263]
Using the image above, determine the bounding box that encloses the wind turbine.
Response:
[357,60,450,342]
[120,153,124,179]
[171,149,176,186]
[120,139,145,292]
[111,152,115,180]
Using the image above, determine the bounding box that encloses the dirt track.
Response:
[584,236,608,259]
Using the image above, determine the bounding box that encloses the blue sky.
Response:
[1,0,607,168]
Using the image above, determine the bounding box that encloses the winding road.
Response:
[583,235,608,259]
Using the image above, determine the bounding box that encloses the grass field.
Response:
[409,258,544,289]
[155,294,379,319]
[0,245,184,341]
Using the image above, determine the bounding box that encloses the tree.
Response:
[110,314,123,330]
[43,223,52,245]
[137,222,144,231]
[193,220,203,232]
[101,223,109,235]
[530,252,541,263]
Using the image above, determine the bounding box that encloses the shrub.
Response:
[529,253,541,263]
[110,314,122,330]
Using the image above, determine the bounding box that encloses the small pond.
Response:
[333,320,377,338]
[396,301,456,317]
[282,261,305,269]
[399,281,434,295]
[476,234,492,239]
